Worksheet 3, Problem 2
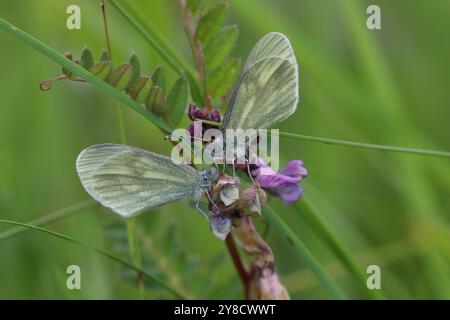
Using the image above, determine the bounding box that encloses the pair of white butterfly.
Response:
[77,32,299,221]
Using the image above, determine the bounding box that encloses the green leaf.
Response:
[127,76,153,103]
[204,25,238,69]
[100,49,111,62]
[164,74,189,126]
[146,85,166,117]
[207,58,240,99]
[151,65,165,91]
[195,3,228,44]
[80,47,94,70]
[106,64,133,91]
[187,0,203,15]
[89,61,111,79]
[128,53,140,81]
[187,72,204,105]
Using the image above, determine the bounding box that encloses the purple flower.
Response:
[187,103,222,141]
[186,122,203,138]
[209,213,232,241]
[188,103,221,122]
[252,158,307,205]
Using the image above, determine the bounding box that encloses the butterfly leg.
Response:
[245,157,256,184]
[195,200,209,220]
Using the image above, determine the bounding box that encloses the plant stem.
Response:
[225,234,250,298]
[125,217,145,299]
[279,131,450,158]
[108,0,196,77]
[179,0,209,108]
[101,0,113,61]
[100,0,145,299]
[181,120,450,159]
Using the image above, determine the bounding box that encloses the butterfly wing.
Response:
[76,144,201,217]
[221,32,299,130]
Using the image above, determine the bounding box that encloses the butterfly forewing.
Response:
[76,144,202,217]
[221,32,299,130]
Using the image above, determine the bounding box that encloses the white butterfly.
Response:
[76,144,218,217]
[222,32,299,131]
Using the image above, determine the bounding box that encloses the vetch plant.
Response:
[65,1,303,299]
[72,26,304,300]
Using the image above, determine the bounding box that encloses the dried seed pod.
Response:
[236,184,267,217]
[210,173,240,209]
[39,80,52,91]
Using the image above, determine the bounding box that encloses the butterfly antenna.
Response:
[245,158,256,184]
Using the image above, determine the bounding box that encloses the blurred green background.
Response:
[0,0,449,299]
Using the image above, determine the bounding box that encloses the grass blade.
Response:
[263,205,346,299]
[0,200,96,241]
[0,17,173,134]
[0,219,186,299]
[298,197,385,299]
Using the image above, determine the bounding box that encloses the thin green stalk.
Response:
[0,17,173,134]
[262,205,346,299]
[0,200,96,241]
[188,118,449,158]
[299,197,384,299]
[108,0,197,78]
[108,0,202,104]
[101,0,145,299]
[125,217,144,299]
[116,105,127,144]
[0,219,186,299]
[279,131,450,159]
